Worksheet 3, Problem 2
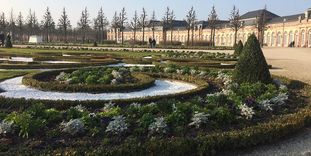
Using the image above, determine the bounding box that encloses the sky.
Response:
[1,0,311,27]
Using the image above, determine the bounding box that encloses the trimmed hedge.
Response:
[0,59,120,69]
[22,70,156,93]
[5,84,311,156]
[0,73,209,109]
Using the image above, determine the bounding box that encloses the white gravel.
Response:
[0,76,197,101]
[107,63,155,67]
[42,61,80,64]
[10,57,33,62]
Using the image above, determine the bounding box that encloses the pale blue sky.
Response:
[1,0,311,27]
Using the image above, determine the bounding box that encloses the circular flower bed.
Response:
[0,71,309,155]
[22,67,156,93]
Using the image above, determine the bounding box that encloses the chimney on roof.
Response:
[306,8,311,22]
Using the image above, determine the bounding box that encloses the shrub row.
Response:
[0,59,120,69]
[8,90,311,155]
[82,105,311,156]
[22,70,156,93]
[159,41,183,46]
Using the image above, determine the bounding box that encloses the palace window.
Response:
[266,33,270,46]
[289,31,294,43]
[284,32,288,46]
[271,33,275,46]
[301,30,305,47]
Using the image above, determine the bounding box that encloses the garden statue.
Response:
[0,32,5,47]
[5,33,13,48]
[148,38,152,48]
[152,39,156,48]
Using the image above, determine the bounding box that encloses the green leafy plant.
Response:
[5,112,46,138]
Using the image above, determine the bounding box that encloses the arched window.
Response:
[271,32,275,46]
[266,33,270,46]
[308,30,311,47]
[284,32,288,47]
[277,32,282,46]
[289,31,294,43]
[301,30,305,47]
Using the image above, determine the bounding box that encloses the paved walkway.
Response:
[236,47,311,156]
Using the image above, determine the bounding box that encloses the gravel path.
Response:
[0,77,197,101]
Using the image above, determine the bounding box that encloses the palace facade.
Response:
[107,8,311,48]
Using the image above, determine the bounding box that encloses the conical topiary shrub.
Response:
[5,34,12,48]
[234,40,243,56]
[233,34,272,84]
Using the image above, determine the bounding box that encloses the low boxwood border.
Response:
[0,59,120,69]
[0,73,209,109]
[9,80,310,156]
[22,70,156,93]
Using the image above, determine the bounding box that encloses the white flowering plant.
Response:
[238,103,255,120]
[105,115,128,135]
[0,120,14,135]
[148,117,168,135]
[61,119,85,136]
[188,112,209,128]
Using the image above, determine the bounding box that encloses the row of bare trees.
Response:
[0,5,268,46]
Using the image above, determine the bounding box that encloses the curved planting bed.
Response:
[0,66,210,102]
[22,68,156,93]
[0,76,197,101]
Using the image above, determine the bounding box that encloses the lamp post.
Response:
[283,18,286,47]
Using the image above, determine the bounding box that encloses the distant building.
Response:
[107,8,311,48]
[28,35,43,44]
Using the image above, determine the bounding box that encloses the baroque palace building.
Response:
[107,8,311,47]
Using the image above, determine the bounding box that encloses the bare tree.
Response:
[0,12,7,33]
[111,11,119,43]
[26,10,39,36]
[256,6,268,47]
[77,7,90,43]
[229,5,242,46]
[118,7,127,44]
[26,9,33,37]
[208,5,218,47]
[16,12,23,41]
[138,8,147,44]
[169,9,175,44]
[32,12,40,35]
[162,7,171,46]
[41,7,55,42]
[8,9,16,37]
[94,7,108,44]
[129,10,138,43]
[185,7,196,46]
[150,11,156,39]
[58,7,71,43]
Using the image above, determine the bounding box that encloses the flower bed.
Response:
[0,73,309,155]
[22,68,156,93]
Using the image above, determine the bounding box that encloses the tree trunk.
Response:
[152,27,155,39]
[191,28,194,46]
[234,29,238,46]
[121,30,124,44]
[210,29,213,46]
[142,27,145,44]
[114,28,117,43]
[187,29,190,46]
[170,29,173,44]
